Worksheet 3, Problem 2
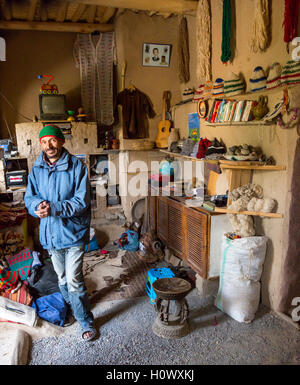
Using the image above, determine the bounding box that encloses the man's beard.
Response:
[46,148,61,159]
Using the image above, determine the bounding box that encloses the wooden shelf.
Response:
[214,207,283,218]
[159,149,219,163]
[220,164,286,171]
[204,120,271,127]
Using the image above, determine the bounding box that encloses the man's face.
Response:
[40,136,63,161]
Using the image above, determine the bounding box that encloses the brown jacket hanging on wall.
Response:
[117,88,155,139]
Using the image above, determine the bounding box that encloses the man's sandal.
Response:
[81,326,97,342]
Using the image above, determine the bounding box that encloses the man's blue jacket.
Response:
[24,148,91,250]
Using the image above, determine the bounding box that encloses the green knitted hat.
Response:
[39,125,65,143]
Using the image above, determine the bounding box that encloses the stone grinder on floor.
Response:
[152,277,192,339]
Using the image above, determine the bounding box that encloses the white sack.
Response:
[215,235,268,323]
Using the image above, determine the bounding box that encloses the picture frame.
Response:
[142,43,171,67]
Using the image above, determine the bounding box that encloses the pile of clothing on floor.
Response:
[0,202,27,230]
[0,246,68,327]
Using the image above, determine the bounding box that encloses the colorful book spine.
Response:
[216,100,226,122]
[242,101,252,121]
[225,101,233,121]
[229,102,237,122]
[237,101,245,122]
[207,100,216,122]
[211,100,222,122]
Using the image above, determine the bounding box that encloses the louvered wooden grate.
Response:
[157,198,168,242]
[156,196,210,279]
[168,200,183,256]
[184,208,208,279]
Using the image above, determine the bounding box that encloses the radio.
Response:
[5,170,27,187]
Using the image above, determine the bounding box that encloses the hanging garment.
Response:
[117,88,155,139]
[73,32,116,125]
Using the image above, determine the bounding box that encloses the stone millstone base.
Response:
[152,317,189,339]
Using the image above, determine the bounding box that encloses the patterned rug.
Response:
[83,250,155,304]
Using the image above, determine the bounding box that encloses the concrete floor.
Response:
[28,291,300,365]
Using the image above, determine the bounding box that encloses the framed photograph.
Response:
[142,43,171,67]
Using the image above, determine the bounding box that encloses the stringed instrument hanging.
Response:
[155,91,171,149]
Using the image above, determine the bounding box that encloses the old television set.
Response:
[39,94,68,121]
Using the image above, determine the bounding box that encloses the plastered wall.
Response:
[0,1,298,311]
[114,4,299,311]
[0,30,81,139]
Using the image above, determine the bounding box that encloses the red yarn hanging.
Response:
[283,0,300,43]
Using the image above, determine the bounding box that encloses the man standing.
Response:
[25,124,96,341]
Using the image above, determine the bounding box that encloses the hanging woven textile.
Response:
[178,16,190,84]
[250,0,270,53]
[221,0,232,64]
[196,0,212,82]
[73,32,116,126]
[283,0,300,52]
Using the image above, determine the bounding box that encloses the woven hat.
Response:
[280,60,300,86]
[250,66,267,92]
[266,62,282,90]
[224,72,244,96]
[202,80,213,100]
[212,78,224,97]
[39,125,65,143]
[193,84,204,101]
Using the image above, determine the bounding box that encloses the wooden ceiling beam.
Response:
[0,0,12,21]
[0,20,114,33]
[70,3,87,22]
[40,1,48,22]
[68,0,198,14]
[27,0,38,21]
[56,2,69,22]
[100,7,116,23]
[87,5,97,23]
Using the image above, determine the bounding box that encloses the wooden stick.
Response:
[214,207,283,218]
[0,20,114,33]
[69,0,198,14]
[220,165,286,171]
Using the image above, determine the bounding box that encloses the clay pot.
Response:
[251,96,269,120]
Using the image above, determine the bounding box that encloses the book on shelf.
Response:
[224,101,233,122]
[242,101,253,122]
[215,100,226,122]
[211,100,222,122]
[207,99,217,122]
[228,101,237,122]
[223,101,231,122]
[219,101,228,122]
[234,100,245,122]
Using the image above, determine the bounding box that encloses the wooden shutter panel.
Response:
[168,199,183,257]
[184,207,208,278]
[157,197,168,243]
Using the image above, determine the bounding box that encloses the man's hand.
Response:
[34,201,50,219]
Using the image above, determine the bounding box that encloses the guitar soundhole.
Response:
[162,127,165,132]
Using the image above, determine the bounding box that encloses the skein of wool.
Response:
[178,16,190,84]
[250,0,270,53]
[221,0,232,64]
[283,0,300,47]
[196,0,212,82]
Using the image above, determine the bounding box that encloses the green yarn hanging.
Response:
[221,0,232,63]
